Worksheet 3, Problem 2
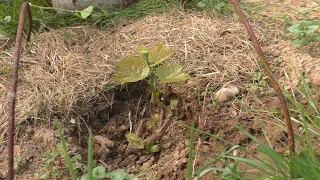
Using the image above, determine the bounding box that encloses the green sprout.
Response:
[114,43,190,106]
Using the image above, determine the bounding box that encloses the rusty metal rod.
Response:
[8,2,32,180]
[229,0,295,154]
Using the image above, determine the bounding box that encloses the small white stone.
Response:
[213,84,239,102]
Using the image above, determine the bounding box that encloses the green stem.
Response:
[56,122,77,180]
[148,66,163,106]
[143,52,163,107]
[29,3,85,13]
[88,128,93,180]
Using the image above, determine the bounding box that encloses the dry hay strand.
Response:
[0,11,264,139]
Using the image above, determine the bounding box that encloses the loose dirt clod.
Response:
[311,74,320,86]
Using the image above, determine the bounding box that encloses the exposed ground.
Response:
[0,0,319,179]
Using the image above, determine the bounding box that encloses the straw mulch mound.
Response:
[0,11,263,139]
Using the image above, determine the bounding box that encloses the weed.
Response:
[169,99,178,110]
[186,123,195,180]
[145,141,160,153]
[125,133,145,150]
[196,0,262,15]
[286,20,319,47]
[0,0,53,37]
[125,133,160,153]
[36,144,82,179]
[149,113,161,130]
[0,67,12,74]
[271,2,320,47]
[197,0,233,14]
[55,122,134,180]
[114,43,190,106]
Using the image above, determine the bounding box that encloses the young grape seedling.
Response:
[114,43,190,106]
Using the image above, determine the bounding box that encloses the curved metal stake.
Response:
[8,2,32,180]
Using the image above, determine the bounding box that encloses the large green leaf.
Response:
[148,43,176,66]
[155,64,190,83]
[114,57,149,84]
[136,43,175,66]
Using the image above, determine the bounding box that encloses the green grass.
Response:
[0,0,55,37]
[187,123,196,180]
[0,0,185,38]
[57,121,78,180]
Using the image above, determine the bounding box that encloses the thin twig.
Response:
[8,2,32,180]
[143,110,173,145]
[229,0,295,154]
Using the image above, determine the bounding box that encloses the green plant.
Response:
[38,152,59,179]
[0,0,53,37]
[186,123,195,180]
[36,142,82,179]
[114,43,190,106]
[145,142,160,153]
[56,122,133,180]
[125,133,144,150]
[226,127,320,179]
[28,3,96,20]
[81,166,133,180]
[149,113,160,130]
[287,20,320,47]
[125,133,160,153]
[197,0,233,14]
[0,67,12,74]
[170,99,178,110]
[187,124,320,179]
[57,122,78,180]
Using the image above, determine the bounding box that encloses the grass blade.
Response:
[187,123,196,180]
[56,122,77,180]
[88,128,94,180]
[238,127,289,178]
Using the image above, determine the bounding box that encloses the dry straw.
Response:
[0,12,263,139]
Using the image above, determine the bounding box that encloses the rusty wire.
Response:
[229,0,295,154]
[8,2,32,180]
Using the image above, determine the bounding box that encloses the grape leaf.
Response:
[114,57,149,84]
[125,133,144,149]
[80,6,94,19]
[148,43,176,66]
[156,64,190,83]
